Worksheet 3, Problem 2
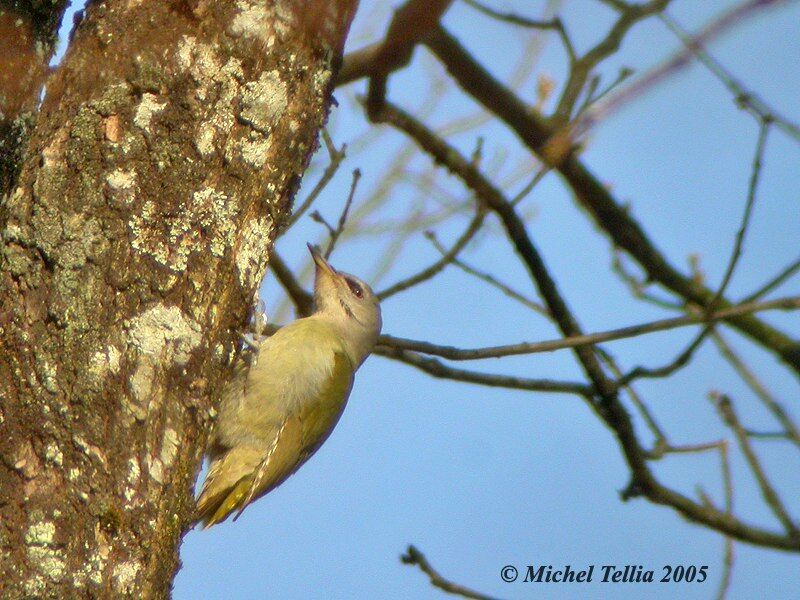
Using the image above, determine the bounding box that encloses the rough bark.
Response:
[0,0,71,196]
[0,0,358,597]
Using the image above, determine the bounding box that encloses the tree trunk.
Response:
[0,1,358,597]
[0,0,70,197]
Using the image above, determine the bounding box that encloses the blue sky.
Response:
[58,1,800,598]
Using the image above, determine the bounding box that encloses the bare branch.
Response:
[687,438,734,600]
[745,431,795,441]
[617,118,772,387]
[462,0,576,64]
[365,97,626,410]
[712,393,799,536]
[708,110,769,305]
[717,441,735,600]
[267,251,589,395]
[659,11,800,141]
[611,250,684,310]
[337,0,454,85]
[598,351,668,448]
[361,95,800,550]
[310,211,336,237]
[578,0,797,138]
[377,205,487,300]
[379,296,799,361]
[647,440,725,459]
[423,24,800,375]
[743,254,800,303]
[573,67,634,122]
[712,331,800,449]
[426,230,548,315]
[270,9,800,557]
[287,129,347,228]
[553,0,672,124]
[268,253,314,317]
[324,168,361,258]
[596,0,630,11]
[401,545,502,600]
[511,165,550,206]
[375,345,591,396]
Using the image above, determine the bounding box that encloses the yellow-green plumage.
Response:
[204,477,252,527]
[196,246,381,527]
[196,326,354,527]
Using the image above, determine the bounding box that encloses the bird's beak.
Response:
[307,243,338,278]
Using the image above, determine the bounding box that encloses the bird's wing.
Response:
[196,347,354,527]
[195,444,263,526]
[232,348,354,520]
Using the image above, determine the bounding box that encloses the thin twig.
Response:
[510,165,549,206]
[268,248,589,396]
[401,545,502,600]
[355,69,800,550]
[573,67,633,122]
[268,253,314,317]
[577,0,796,138]
[712,393,799,537]
[611,250,684,310]
[717,440,735,600]
[365,97,800,551]
[647,440,725,459]
[423,1,562,141]
[742,254,800,303]
[659,11,800,142]
[324,168,361,259]
[462,0,576,64]
[375,345,591,395]
[713,120,770,306]
[378,296,799,361]
[745,430,793,441]
[377,205,487,300]
[712,331,800,449]
[553,0,672,124]
[597,0,629,11]
[424,22,800,375]
[309,211,336,237]
[365,97,632,425]
[598,350,668,448]
[617,119,771,387]
[287,129,346,228]
[426,230,548,315]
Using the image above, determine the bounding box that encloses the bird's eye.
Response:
[345,277,363,298]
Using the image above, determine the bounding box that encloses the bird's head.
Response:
[308,244,382,365]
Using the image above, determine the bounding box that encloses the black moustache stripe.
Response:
[339,299,364,325]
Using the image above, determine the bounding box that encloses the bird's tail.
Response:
[194,475,253,528]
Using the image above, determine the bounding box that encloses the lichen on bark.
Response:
[0,0,359,597]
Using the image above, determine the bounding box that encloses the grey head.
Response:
[307,243,382,367]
